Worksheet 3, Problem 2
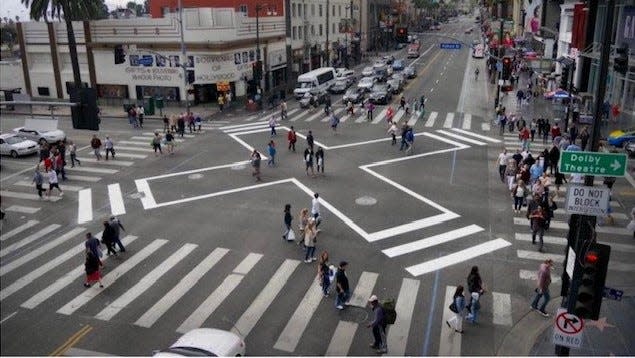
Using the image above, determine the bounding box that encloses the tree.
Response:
[1,25,18,51]
[126,1,144,16]
[21,0,105,89]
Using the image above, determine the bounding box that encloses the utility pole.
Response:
[285,0,292,95]
[325,0,330,66]
[256,5,262,91]
[177,0,189,113]
[555,0,616,356]
[494,2,503,109]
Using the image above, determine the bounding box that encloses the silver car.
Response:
[361,66,374,77]
[13,127,66,144]
[357,76,377,92]
[0,133,39,158]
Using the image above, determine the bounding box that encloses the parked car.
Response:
[357,76,377,92]
[607,129,635,147]
[368,83,392,105]
[392,59,405,71]
[12,127,65,144]
[403,66,417,79]
[329,79,350,94]
[342,88,365,104]
[361,66,374,77]
[625,140,635,157]
[382,55,395,65]
[386,78,403,94]
[153,328,246,357]
[0,133,39,158]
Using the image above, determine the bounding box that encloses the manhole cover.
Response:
[188,173,204,180]
[231,163,247,170]
[337,306,370,323]
[130,192,144,199]
[355,196,377,206]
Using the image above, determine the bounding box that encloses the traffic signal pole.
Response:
[494,4,504,109]
[555,0,615,355]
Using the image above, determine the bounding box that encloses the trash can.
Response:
[144,96,155,116]
[155,97,164,116]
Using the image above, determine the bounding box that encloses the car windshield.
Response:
[4,137,25,144]
[373,84,388,92]
[345,89,357,95]
[159,347,216,356]
[296,82,312,89]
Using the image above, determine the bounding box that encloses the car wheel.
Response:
[10,150,18,158]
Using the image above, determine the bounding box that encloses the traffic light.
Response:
[574,243,610,320]
[614,45,629,75]
[114,45,126,65]
[502,56,512,80]
[396,27,408,43]
[252,60,263,82]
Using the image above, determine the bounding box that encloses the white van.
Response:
[294,67,337,99]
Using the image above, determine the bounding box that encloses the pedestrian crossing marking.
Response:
[513,217,629,235]
[97,151,148,159]
[232,259,300,338]
[95,243,197,321]
[5,205,40,214]
[383,225,484,258]
[13,181,83,192]
[482,123,490,131]
[57,239,168,316]
[304,110,327,122]
[66,175,101,183]
[0,224,61,259]
[321,108,345,122]
[0,190,61,202]
[439,285,461,356]
[424,111,438,127]
[436,130,486,146]
[325,321,358,356]
[107,184,126,216]
[422,132,470,148]
[372,108,389,124]
[393,109,406,123]
[355,114,367,123]
[0,227,85,277]
[66,166,119,175]
[515,233,635,252]
[219,121,269,130]
[274,284,324,352]
[387,278,420,356]
[450,128,501,143]
[492,292,513,326]
[519,269,561,284]
[130,136,184,143]
[0,220,39,241]
[224,124,270,134]
[406,238,512,276]
[78,189,92,225]
[517,249,565,263]
[443,113,454,128]
[118,140,154,147]
[407,113,419,126]
[348,271,379,307]
[75,157,134,167]
[141,132,195,139]
[339,114,350,122]
[20,236,138,309]
[136,248,231,328]
[462,114,471,130]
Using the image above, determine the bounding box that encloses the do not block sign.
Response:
[565,185,610,216]
[553,308,584,349]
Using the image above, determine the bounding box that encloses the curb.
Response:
[496,300,560,356]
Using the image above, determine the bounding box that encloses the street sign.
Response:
[559,151,627,177]
[602,287,624,301]
[565,186,611,216]
[440,43,461,50]
[566,247,576,278]
[553,308,584,349]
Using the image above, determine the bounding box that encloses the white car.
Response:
[154,328,246,357]
[357,76,377,92]
[361,66,374,77]
[0,133,39,158]
[13,127,66,144]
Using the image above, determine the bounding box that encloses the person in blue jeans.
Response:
[335,261,350,309]
[303,219,317,263]
[531,259,553,317]
[466,291,481,324]
[267,140,276,167]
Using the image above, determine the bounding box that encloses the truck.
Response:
[407,43,421,58]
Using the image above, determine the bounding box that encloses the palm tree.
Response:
[21,0,105,89]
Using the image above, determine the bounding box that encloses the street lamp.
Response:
[255,4,269,92]
[177,0,190,114]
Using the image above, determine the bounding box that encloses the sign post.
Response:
[558,151,627,177]
[553,308,584,349]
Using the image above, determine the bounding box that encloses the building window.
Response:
[319,24,323,36]
[303,4,307,18]
[311,25,315,36]
[293,26,297,40]
[311,4,315,16]
[319,5,322,17]
[338,5,341,17]
[238,4,247,15]
[37,87,50,96]
[332,23,335,34]
[332,5,335,16]
[292,3,296,17]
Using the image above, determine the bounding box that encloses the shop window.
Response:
[238,4,247,16]
[319,5,322,17]
[37,87,50,96]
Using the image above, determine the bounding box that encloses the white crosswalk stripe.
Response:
[78,189,92,224]
[371,108,388,124]
[97,151,148,159]
[0,190,61,202]
[141,132,195,139]
[13,181,84,192]
[108,183,126,216]
[462,113,472,130]
[326,321,357,355]
[0,224,61,258]
[424,111,438,127]
[443,113,454,128]
[5,205,40,214]
[393,109,406,123]
[66,175,101,182]
[75,157,134,166]
[348,271,379,307]
[482,123,491,131]
[513,217,630,236]
[0,220,39,241]
[436,130,487,146]
[407,113,420,126]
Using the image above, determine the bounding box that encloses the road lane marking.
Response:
[516,249,565,263]
[95,243,197,321]
[134,179,158,210]
[0,220,39,241]
[77,189,92,224]
[436,130,486,146]
[135,248,230,328]
[107,184,126,216]
[424,111,438,127]
[0,224,61,258]
[482,123,490,131]
[382,225,484,258]
[273,284,324,352]
[407,239,512,276]
[5,205,40,214]
[66,167,118,174]
[438,285,461,356]
[450,128,501,142]
[49,325,93,357]
[325,321,358,356]
[492,292,513,326]
[13,181,84,192]
[443,113,454,128]
[372,108,389,124]
[0,190,61,202]
[348,271,379,307]
[393,109,406,123]
[232,259,300,337]
[233,252,263,274]
[0,311,18,324]
[387,278,420,356]
[462,113,471,129]
[223,124,270,133]
[422,132,471,148]
[57,239,168,316]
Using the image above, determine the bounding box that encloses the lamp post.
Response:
[325,0,330,66]
[177,0,189,113]
[255,4,263,92]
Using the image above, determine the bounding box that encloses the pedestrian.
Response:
[388,122,398,145]
[511,180,527,213]
[280,100,288,120]
[268,115,277,137]
[529,205,547,252]
[84,250,104,288]
[104,136,115,160]
[315,147,324,174]
[138,104,145,128]
[550,123,561,141]
[163,115,170,132]
[579,126,589,151]
[68,141,81,167]
[84,232,102,259]
[169,114,178,132]
[367,295,388,353]
[466,291,481,324]
[165,130,175,154]
[39,142,50,162]
[367,102,375,121]
[404,127,415,155]
[152,132,163,156]
[297,208,310,247]
[306,130,315,151]
[399,124,409,151]
[335,261,350,310]
[304,147,315,177]
[505,158,518,191]
[303,218,317,263]
[569,125,578,145]
[283,204,294,241]
[46,167,63,198]
[399,96,406,111]
[496,149,509,182]
[267,140,276,167]
[311,192,321,228]
[250,149,262,181]
[195,114,202,132]
[177,114,186,138]
[127,105,137,128]
[101,220,117,256]
[287,126,297,152]
[32,166,45,199]
[530,259,553,317]
[548,145,560,174]
[53,150,66,181]
[317,250,331,297]
[90,135,102,161]
[446,285,465,334]
[519,125,530,151]
[108,215,126,252]
[329,113,339,133]
[467,266,485,305]
[187,112,195,133]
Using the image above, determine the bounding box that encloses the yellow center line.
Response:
[49,325,93,357]
[403,49,445,93]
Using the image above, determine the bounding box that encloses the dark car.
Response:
[382,55,395,65]
[625,140,635,157]
[392,59,405,71]
[329,79,350,94]
[342,88,364,104]
[403,66,417,78]
[369,83,392,105]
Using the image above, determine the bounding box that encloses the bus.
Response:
[407,43,421,58]
[293,67,337,99]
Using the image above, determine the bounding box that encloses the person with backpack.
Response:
[367,295,388,353]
